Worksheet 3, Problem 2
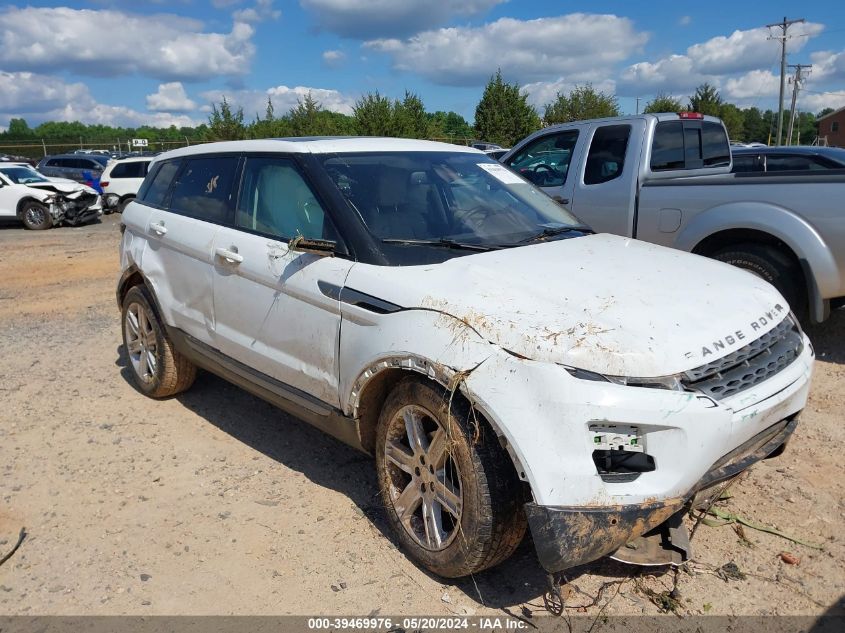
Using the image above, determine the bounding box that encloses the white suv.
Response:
[118,138,813,579]
[101,156,152,213]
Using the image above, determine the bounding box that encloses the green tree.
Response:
[688,83,723,116]
[392,91,428,139]
[288,92,327,136]
[474,69,540,146]
[207,97,245,140]
[543,84,620,124]
[7,118,33,138]
[426,111,473,142]
[353,91,395,136]
[817,107,835,119]
[719,103,744,140]
[643,93,684,114]
[247,97,286,139]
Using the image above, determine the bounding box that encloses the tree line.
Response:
[1,71,834,154]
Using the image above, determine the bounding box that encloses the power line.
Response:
[766,16,805,145]
[786,64,811,145]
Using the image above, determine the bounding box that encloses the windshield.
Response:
[0,166,50,185]
[320,151,584,247]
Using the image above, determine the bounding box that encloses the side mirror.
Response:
[288,236,338,257]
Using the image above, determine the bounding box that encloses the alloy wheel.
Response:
[124,302,158,383]
[383,404,463,551]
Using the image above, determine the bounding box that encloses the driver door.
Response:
[503,128,582,211]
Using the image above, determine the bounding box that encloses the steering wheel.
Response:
[452,205,496,231]
[529,163,556,185]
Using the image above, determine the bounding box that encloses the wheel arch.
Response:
[675,203,840,322]
[350,354,529,486]
[116,265,167,321]
[16,196,48,218]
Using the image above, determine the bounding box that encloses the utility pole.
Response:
[635,97,641,115]
[785,64,811,146]
[767,16,805,145]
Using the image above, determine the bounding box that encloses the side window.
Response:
[46,158,60,167]
[731,155,759,173]
[169,156,238,223]
[650,122,684,170]
[765,155,823,172]
[506,130,579,187]
[702,122,730,166]
[236,157,328,240]
[138,160,180,208]
[584,125,630,185]
[110,163,130,178]
[111,162,146,178]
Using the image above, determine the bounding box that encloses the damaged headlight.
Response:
[564,366,685,392]
[43,194,57,204]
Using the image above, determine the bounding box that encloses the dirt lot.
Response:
[0,214,843,619]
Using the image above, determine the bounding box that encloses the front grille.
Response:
[682,317,803,400]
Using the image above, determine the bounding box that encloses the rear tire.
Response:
[710,243,807,320]
[121,285,196,398]
[20,201,52,230]
[375,376,526,578]
[117,197,134,214]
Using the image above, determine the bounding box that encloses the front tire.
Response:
[710,243,807,320]
[375,376,526,578]
[20,201,52,230]
[121,285,196,398]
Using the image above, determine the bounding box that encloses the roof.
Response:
[817,105,845,121]
[154,137,483,162]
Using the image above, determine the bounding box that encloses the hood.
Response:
[28,180,96,196]
[344,234,790,377]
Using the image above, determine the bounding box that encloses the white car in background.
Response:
[101,156,152,213]
[0,163,102,229]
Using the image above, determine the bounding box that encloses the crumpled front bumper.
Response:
[525,415,799,573]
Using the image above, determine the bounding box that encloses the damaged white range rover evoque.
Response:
[117,138,813,578]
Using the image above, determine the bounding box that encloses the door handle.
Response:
[215,247,243,264]
[149,221,167,235]
[552,196,570,205]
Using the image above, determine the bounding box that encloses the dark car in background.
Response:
[732,146,845,173]
[36,153,112,189]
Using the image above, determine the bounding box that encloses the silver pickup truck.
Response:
[501,113,845,322]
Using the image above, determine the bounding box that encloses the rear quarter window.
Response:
[138,160,180,208]
[111,161,147,179]
[651,120,729,171]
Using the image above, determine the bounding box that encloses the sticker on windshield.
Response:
[477,162,524,184]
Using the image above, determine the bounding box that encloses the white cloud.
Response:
[200,84,356,118]
[0,6,255,81]
[365,14,649,86]
[799,92,845,114]
[300,0,506,38]
[233,0,281,24]
[618,23,823,96]
[722,69,779,102]
[809,49,845,82]
[521,77,617,110]
[322,49,346,67]
[0,71,200,128]
[146,83,197,112]
[678,16,692,27]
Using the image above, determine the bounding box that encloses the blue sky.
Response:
[1,0,844,129]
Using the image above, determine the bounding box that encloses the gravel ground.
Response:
[0,215,842,618]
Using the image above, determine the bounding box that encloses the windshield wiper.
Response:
[518,225,592,244]
[381,238,497,252]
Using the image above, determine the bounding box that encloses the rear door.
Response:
[140,155,239,344]
[211,154,353,406]
[568,122,643,236]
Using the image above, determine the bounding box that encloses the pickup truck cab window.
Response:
[169,156,238,223]
[505,130,579,187]
[584,125,631,185]
[652,120,730,171]
[236,157,328,240]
